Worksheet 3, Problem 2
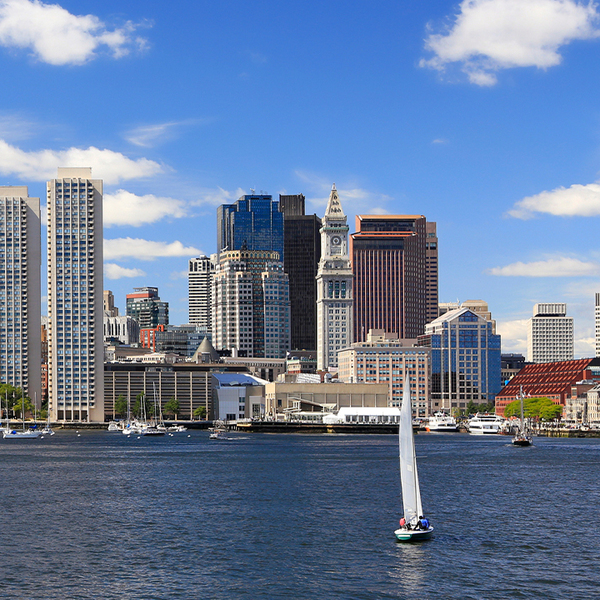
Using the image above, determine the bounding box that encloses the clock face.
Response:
[331,236,341,246]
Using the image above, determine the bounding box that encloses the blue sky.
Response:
[1,0,600,356]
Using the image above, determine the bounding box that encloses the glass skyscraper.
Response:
[418,307,501,412]
[217,194,284,258]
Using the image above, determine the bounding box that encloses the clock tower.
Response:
[316,184,353,371]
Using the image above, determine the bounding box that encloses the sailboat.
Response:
[512,386,532,447]
[3,392,42,439]
[394,379,433,542]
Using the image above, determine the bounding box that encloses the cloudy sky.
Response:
[2,0,600,356]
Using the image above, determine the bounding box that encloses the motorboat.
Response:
[467,413,505,435]
[425,412,458,432]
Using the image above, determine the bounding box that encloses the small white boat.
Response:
[394,378,434,542]
[467,413,505,435]
[107,421,122,432]
[425,412,458,432]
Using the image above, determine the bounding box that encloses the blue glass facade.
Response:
[418,309,502,410]
[217,195,284,259]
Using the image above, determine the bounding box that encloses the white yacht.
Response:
[425,412,458,432]
[467,413,505,435]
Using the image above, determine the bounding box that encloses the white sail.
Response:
[399,379,423,524]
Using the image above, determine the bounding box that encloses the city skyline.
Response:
[1,1,600,356]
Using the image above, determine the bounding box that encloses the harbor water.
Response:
[0,431,598,599]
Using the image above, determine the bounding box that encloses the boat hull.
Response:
[394,526,434,542]
[512,437,532,447]
[3,430,42,439]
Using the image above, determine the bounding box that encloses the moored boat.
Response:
[467,413,505,435]
[425,412,458,432]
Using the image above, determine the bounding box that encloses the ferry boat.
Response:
[425,412,458,432]
[467,413,505,435]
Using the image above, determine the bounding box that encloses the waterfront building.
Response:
[103,290,118,316]
[563,381,596,424]
[337,329,431,417]
[417,307,502,412]
[585,383,600,425]
[212,250,290,359]
[279,194,321,351]
[264,381,389,420]
[217,193,284,258]
[47,167,104,421]
[212,372,266,421]
[351,214,437,342]
[316,185,353,371]
[527,302,573,364]
[188,255,216,327]
[495,358,600,417]
[0,186,41,405]
[126,287,169,329]
[104,361,252,421]
[103,314,140,346]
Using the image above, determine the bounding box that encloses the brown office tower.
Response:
[352,215,437,341]
[279,194,321,351]
[425,222,439,324]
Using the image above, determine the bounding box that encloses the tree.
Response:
[11,394,33,419]
[163,398,180,419]
[504,396,563,421]
[133,393,154,419]
[114,395,128,418]
[193,405,207,420]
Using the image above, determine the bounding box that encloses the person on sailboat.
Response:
[417,516,430,530]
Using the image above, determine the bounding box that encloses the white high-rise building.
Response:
[0,187,41,405]
[316,184,353,371]
[188,255,216,327]
[47,168,104,422]
[212,250,290,359]
[527,303,574,364]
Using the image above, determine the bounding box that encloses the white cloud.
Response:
[104,237,201,261]
[496,318,528,353]
[104,263,146,279]
[420,0,600,85]
[104,190,187,227]
[508,181,600,218]
[0,0,148,66]
[575,336,595,357]
[190,186,246,207]
[294,170,393,215]
[124,119,211,148]
[0,139,163,184]
[489,256,600,277]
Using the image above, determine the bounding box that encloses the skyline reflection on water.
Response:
[0,431,598,599]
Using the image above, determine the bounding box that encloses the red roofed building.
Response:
[495,358,600,417]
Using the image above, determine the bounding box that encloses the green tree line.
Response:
[503,396,563,421]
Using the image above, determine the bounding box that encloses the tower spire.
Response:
[324,183,345,220]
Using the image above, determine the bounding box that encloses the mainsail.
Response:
[399,379,423,524]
